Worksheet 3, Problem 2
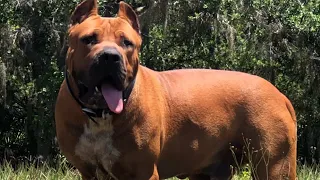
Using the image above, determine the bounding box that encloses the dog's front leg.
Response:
[149,164,160,180]
[135,164,159,180]
[114,163,159,180]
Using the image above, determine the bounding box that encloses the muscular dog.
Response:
[55,0,297,179]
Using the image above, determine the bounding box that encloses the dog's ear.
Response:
[71,0,98,25]
[117,1,140,34]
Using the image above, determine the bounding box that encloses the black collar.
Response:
[64,67,135,124]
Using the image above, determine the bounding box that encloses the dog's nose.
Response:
[89,47,124,86]
[98,47,122,63]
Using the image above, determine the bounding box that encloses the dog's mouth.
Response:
[78,75,126,114]
[98,77,124,114]
[74,46,129,114]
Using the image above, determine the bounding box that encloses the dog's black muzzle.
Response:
[65,47,135,123]
[90,47,126,90]
[77,47,126,102]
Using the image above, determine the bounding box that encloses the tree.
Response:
[0,0,319,164]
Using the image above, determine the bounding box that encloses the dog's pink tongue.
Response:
[101,84,123,114]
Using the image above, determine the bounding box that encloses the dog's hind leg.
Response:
[252,127,297,180]
[249,112,297,179]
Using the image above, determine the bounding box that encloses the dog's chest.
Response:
[75,115,120,174]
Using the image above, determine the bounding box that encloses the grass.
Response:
[297,163,320,180]
[0,161,319,180]
[0,160,81,180]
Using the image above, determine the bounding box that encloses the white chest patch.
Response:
[75,113,120,179]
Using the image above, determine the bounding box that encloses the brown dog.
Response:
[55,0,297,179]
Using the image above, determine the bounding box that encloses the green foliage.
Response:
[0,61,6,104]
[0,0,319,167]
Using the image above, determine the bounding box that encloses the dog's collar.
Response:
[64,67,135,124]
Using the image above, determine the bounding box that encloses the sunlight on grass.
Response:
[0,161,81,180]
[297,163,320,180]
[0,161,319,180]
[231,164,252,180]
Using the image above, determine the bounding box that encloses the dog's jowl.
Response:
[55,0,297,179]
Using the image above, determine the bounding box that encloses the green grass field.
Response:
[0,161,319,180]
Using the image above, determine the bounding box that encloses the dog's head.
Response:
[66,0,141,114]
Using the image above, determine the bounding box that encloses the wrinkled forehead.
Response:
[69,16,141,45]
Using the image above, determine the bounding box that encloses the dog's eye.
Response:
[81,34,97,46]
[123,39,134,48]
